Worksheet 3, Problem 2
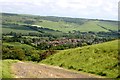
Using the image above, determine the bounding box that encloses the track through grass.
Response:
[41,40,119,78]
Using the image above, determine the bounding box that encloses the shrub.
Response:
[59,63,64,67]
[97,72,106,76]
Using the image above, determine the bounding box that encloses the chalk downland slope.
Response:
[41,40,119,78]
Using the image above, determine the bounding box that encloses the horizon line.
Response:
[1,12,118,21]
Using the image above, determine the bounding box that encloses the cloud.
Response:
[0,0,119,20]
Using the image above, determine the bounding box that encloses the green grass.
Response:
[3,42,35,50]
[75,21,108,32]
[41,40,119,78]
[98,21,118,31]
[35,20,74,32]
[2,27,39,34]
[35,20,118,32]
[2,13,118,33]
[1,60,19,78]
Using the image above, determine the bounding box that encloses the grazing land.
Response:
[2,13,118,33]
[42,40,119,78]
[1,13,119,78]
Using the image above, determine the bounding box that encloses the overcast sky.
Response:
[0,0,119,20]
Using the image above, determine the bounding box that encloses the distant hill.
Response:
[41,40,119,78]
[2,13,118,33]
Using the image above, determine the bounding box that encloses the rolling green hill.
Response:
[1,13,119,78]
[41,40,119,78]
[2,13,118,34]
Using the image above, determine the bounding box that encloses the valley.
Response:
[1,13,119,78]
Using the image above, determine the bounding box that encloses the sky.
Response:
[0,0,119,20]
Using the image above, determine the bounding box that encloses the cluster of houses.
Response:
[47,38,81,46]
[32,38,83,47]
[31,37,97,47]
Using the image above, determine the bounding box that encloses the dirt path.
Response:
[11,61,101,78]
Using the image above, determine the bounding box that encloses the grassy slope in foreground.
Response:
[41,40,119,78]
[0,60,18,78]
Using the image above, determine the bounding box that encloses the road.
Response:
[11,61,102,78]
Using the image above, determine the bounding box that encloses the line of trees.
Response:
[2,45,56,62]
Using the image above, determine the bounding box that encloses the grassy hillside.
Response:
[0,60,19,78]
[35,20,118,32]
[98,21,118,31]
[35,20,108,32]
[2,27,39,34]
[3,42,35,50]
[2,13,118,33]
[2,23,39,34]
[41,40,119,78]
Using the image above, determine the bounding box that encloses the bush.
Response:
[97,72,106,76]
[68,65,75,69]
[31,53,40,61]
[78,68,83,71]
[59,63,64,67]
[2,42,57,62]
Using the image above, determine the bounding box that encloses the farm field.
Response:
[2,13,118,34]
[35,20,118,32]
